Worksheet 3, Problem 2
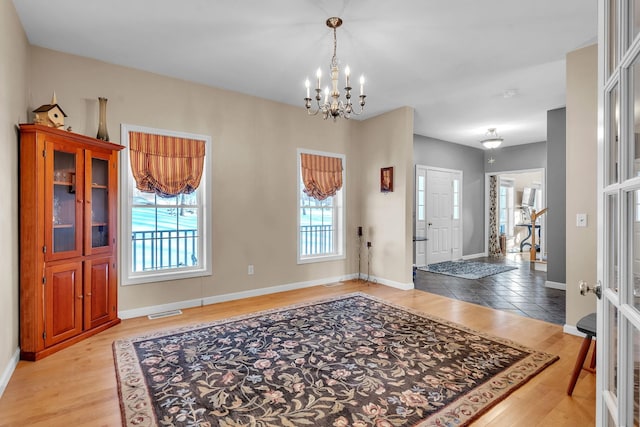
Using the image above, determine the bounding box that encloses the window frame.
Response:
[120,124,212,285]
[296,148,346,264]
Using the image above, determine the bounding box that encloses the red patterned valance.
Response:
[301,153,343,201]
[129,131,205,197]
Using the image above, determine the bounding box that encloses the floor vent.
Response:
[148,309,183,320]
[323,282,344,288]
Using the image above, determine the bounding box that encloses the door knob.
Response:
[579,280,602,299]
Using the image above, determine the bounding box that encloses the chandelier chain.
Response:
[331,27,338,68]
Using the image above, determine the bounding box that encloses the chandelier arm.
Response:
[305,101,321,116]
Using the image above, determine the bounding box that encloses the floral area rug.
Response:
[418,261,517,280]
[113,293,557,426]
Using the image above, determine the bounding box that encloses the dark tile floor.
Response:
[413,255,566,325]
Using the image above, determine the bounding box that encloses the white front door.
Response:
[425,168,462,265]
[595,2,640,425]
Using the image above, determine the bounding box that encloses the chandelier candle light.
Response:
[304,17,366,121]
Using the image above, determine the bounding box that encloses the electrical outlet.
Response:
[367,241,372,247]
[576,213,587,228]
[248,264,254,275]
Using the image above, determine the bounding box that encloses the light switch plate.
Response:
[576,213,587,227]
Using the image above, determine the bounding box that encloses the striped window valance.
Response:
[301,153,343,201]
[129,131,206,197]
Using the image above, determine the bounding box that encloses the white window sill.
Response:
[122,267,212,286]
[297,254,345,265]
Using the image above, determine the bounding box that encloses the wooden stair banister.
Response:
[529,207,548,261]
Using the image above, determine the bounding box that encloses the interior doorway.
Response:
[485,168,545,259]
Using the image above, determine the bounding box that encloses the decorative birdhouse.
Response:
[33,92,67,129]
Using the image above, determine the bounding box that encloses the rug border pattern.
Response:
[113,292,558,427]
[417,260,518,280]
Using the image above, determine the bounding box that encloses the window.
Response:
[499,179,515,237]
[417,174,425,221]
[121,124,212,285]
[452,178,460,220]
[297,149,345,263]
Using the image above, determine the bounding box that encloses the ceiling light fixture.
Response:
[480,128,504,149]
[304,17,366,121]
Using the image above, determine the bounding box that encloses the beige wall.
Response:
[25,47,414,314]
[0,1,29,387]
[354,108,414,286]
[565,44,598,325]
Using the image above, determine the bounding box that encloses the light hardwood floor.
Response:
[0,281,595,426]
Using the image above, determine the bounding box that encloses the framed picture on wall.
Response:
[381,166,393,192]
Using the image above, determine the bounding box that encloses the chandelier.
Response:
[304,17,366,121]
[480,128,504,149]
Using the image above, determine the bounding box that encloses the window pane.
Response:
[156,195,178,206]
[607,303,619,398]
[608,193,619,292]
[180,192,197,207]
[133,188,155,205]
[131,203,200,272]
[418,175,425,221]
[609,83,620,185]
[631,52,640,177]
[631,191,640,309]
[634,0,640,47]
[300,203,335,257]
[609,0,618,78]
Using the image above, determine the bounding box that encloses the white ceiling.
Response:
[12,0,597,148]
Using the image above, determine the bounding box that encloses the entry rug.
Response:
[418,260,517,280]
[113,293,557,426]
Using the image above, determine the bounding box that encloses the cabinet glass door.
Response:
[86,152,112,253]
[48,143,83,260]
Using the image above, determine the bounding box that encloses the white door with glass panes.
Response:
[421,167,462,265]
[591,2,640,425]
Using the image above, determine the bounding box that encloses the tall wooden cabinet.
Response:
[19,124,124,360]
